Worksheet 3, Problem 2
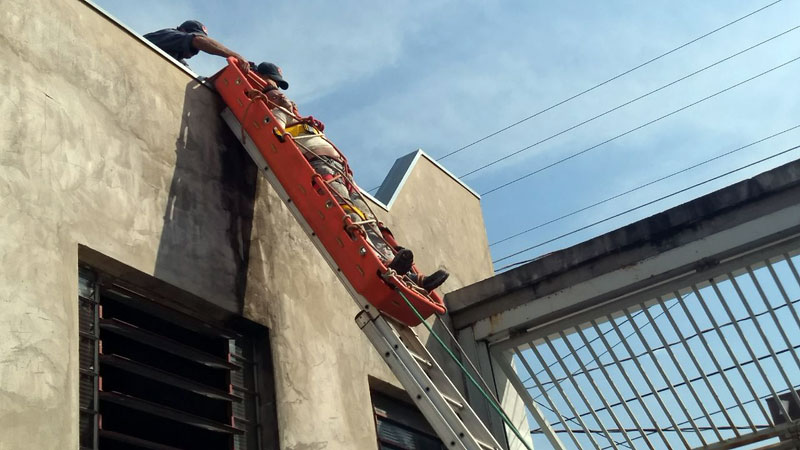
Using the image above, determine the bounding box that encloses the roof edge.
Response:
[370,149,479,210]
[446,157,800,315]
[80,0,213,88]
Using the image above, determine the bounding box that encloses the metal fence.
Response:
[492,242,800,449]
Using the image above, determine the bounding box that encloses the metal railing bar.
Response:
[765,258,800,344]
[708,278,778,427]
[672,289,743,437]
[745,266,800,407]
[513,346,578,448]
[727,271,798,421]
[621,307,703,446]
[574,326,657,449]
[497,349,568,449]
[690,285,756,432]
[527,294,690,390]
[638,303,712,446]
[526,297,800,389]
[597,382,800,450]
[605,314,691,448]
[491,232,800,354]
[783,253,800,286]
[519,309,647,386]
[590,319,670,447]
[554,342,800,426]
[542,424,771,434]
[530,342,603,449]
[558,330,638,449]
[542,335,622,449]
[655,296,728,440]
[763,258,800,407]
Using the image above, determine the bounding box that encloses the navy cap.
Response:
[257,62,289,89]
[178,20,207,35]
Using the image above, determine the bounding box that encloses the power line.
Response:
[527,300,800,442]
[490,124,800,247]
[435,0,784,162]
[597,381,800,450]
[481,55,800,197]
[529,297,800,390]
[554,339,800,440]
[458,25,800,179]
[493,143,800,270]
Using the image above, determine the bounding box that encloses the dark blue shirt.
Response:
[143,28,201,66]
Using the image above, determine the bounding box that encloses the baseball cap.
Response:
[257,62,289,90]
[178,20,208,36]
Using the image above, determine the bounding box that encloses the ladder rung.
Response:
[409,350,432,369]
[477,439,497,450]
[442,394,463,410]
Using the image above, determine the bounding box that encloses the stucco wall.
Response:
[0,1,494,449]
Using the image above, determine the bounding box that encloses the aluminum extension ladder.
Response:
[222,108,503,450]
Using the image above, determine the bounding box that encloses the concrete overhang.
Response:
[446,158,800,344]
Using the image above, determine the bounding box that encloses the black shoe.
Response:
[387,249,414,275]
[421,270,449,292]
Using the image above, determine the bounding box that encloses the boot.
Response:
[419,270,449,292]
[387,248,414,275]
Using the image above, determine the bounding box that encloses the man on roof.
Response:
[144,20,249,73]
[251,62,449,292]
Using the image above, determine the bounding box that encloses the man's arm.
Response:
[191,35,249,72]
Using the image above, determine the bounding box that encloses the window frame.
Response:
[78,261,278,450]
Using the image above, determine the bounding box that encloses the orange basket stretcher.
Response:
[212,58,446,327]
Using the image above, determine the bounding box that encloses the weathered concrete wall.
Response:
[0,1,494,449]
[1,1,254,448]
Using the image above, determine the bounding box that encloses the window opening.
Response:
[78,266,266,450]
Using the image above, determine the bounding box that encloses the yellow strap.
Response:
[285,123,320,137]
[342,203,367,220]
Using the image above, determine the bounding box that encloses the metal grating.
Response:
[495,248,800,449]
[78,267,99,450]
[372,391,445,450]
[78,267,268,449]
[230,338,262,450]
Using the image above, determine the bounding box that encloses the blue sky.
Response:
[93,0,800,272]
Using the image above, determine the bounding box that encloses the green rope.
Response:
[397,291,533,450]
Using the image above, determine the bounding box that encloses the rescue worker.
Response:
[252,62,449,292]
[144,20,249,73]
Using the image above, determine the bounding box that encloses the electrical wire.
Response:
[481,54,800,197]
[595,382,800,450]
[493,143,800,270]
[528,297,800,391]
[490,124,800,247]
[436,0,784,161]
[458,25,800,179]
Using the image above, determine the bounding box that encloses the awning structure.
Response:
[447,159,800,449]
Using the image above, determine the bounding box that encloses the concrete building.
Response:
[0,1,506,449]
[9,2,796,450]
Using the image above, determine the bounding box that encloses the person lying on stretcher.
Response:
[248,62,449,293]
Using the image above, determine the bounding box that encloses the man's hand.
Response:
[232,54,250,73]
[301,115,325,132]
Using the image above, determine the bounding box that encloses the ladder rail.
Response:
[364,310,502,450]
[222,109,504,450]
[358,311,488,450]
